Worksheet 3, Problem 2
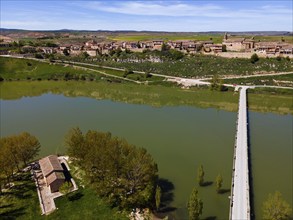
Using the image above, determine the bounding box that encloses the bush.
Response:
[250,53,259,64]
[276,56,282,61]
[35,53,44,59]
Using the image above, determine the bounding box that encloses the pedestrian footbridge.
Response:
[229,86,251,220]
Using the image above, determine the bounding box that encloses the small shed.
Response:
[39,155,65,193]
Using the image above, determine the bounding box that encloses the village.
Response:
[1,32,293,59]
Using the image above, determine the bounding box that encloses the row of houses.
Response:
[222,33,293,55]
[54,39,224,56]
[1,34,292,57]
[56,37,293,57]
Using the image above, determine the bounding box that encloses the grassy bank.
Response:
[0,57,102,81]
[0,172,41,219]
[1,81,292,114]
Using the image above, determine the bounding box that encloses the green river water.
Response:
[0,82,292,219]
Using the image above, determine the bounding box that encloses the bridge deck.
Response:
[230,87,250,220]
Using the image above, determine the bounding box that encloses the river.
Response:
[0,82,292,219]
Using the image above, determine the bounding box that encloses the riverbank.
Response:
[1,81,292,115]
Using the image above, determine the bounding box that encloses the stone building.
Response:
[39,155,65,193]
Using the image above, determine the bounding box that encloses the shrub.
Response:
[276,56,282,61]
[250,53,259,64]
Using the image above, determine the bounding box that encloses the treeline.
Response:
[65,128,158,209]
[0,132,40,192]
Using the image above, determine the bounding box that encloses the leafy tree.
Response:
[187,187,203,220]
[250,53,259,64]
[161,43,169,52]
[65,128,158,209]
[59,181,72,197]
[0,132,40,189]
[35,53,44,59]
[222,45,227,52]
[63,48,70,56]
[145,72,152,79]
[276,56,282,61]
[155,186,162,211]
[197,165,204,186]
[81,52,89,60]
[215,174,223,193]
[17,132,41,166]
[0,144,15,184]
[262,191,292,220]
[210,75,227,91]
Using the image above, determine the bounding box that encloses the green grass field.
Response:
[0,172,41,219]
[223,73,293,86]
[0,171,127,220]
[107,34,223,43]
[0,57,102,81]
[70,63,165,83]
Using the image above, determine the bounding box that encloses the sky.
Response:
[1,0,292,32]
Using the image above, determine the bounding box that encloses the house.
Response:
[223,37,246,51]
[85,49,98,57]
[85,40,97,47]
[254,42,293,55]
[38,47,55,54]
[181,40,197,53]
[0,42,11,47]
[39,155,65,193]
[152,40,164,50]
[205,44,223,53]
[168,40,182,50]
[70,44,84,56]
[222,33,255,52]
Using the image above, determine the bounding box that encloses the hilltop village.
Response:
[1,32,293,59]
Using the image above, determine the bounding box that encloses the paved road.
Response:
[230,86,250,220]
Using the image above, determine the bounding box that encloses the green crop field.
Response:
[223,73,293,86]
[108,34,223,43]
[92,55,293,77]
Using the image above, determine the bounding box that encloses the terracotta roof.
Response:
[39,155,64,178]
[46,172,65,185]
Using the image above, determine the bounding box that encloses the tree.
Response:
[17,132,41,166]
[0,132,40,170]
[197,165,204,186]
[161,43,169,52]
[250,53,259,64]
[187,187,203,220]
[210,75,227,91]
[63,48,70,56]
[262,191,292,220]
[215,174,223,193]
[65,128,158,209]
[222,45,227,52]
[155,186,162,211]
[59,181,72,197]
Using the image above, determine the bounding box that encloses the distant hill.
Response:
[0,28,291,36]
